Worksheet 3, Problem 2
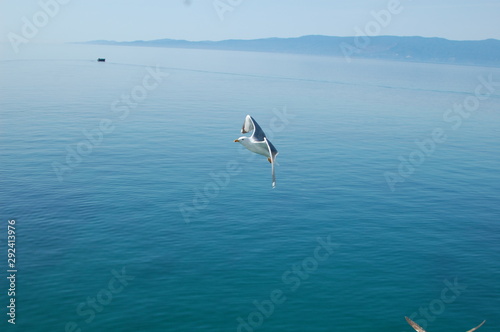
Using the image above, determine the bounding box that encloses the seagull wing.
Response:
[405,317,427,332]
[242,115,267,141]
[265,137,279,188]
[466,320,486,332]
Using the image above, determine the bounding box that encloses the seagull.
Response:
[234,115,279,188]
[405,317,486,332]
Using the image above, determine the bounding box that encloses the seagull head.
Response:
[234,136,249,145]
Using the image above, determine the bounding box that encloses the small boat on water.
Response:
[97,58,106,62]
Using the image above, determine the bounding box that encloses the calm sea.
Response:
[1,43,499,331]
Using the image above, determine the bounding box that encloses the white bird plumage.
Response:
[234,115,279,188]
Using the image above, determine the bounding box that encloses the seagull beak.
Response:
[234,139,239,142]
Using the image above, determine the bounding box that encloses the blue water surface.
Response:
[1,44,499,332]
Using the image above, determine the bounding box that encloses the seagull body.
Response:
[405,317,485,332]
[234,115,279,188]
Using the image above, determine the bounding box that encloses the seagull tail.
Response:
[271,158,276,188]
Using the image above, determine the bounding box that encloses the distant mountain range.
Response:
[83,35,500,66]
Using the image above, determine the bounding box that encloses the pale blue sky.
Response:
[1,0,499,44]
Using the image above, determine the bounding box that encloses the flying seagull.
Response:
[234,115,279,188]
[405,317,486,332]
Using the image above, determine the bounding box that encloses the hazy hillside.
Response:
[85,35,500,66]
